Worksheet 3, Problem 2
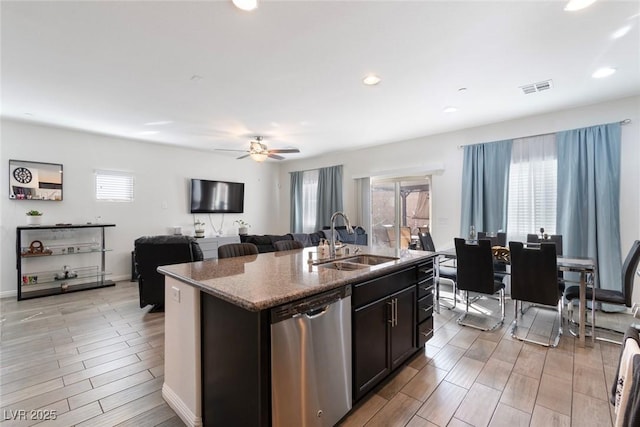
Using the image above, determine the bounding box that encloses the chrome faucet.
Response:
[330,211,354,258]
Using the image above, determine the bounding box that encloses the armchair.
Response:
[134,235,203,312]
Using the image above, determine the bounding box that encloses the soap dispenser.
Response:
[319,239,329,259]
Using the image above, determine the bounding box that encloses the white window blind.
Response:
[95,170,134,202]
[507,134,557,241]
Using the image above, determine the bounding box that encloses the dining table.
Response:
[436,247,597,347]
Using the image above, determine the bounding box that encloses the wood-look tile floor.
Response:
[0,281,633,427]
[0,281,184,427]
[340,290,632,427]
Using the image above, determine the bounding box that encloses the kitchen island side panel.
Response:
[201,292,271,427]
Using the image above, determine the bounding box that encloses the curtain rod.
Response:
[457,118,631,149]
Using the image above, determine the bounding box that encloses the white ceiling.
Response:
[2,1,639,160]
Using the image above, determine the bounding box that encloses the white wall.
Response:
[2,96,638,299]
[0,119,282,297]
[276,96,640,301]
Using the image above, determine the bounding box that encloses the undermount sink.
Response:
[340,255,399,265]
[319,261,369,271]
[317,254,399,271]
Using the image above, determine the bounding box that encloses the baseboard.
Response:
[0,289,17,299]
[162,383,202,427]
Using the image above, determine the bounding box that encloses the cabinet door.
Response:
[390,285,417,370]
[353,297,390,401]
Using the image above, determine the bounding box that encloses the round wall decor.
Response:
[13,167,33,184]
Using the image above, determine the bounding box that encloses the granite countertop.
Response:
[158,246,436,311]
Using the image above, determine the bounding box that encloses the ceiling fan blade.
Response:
[268,148,300,154]
[236,154,251,160]
[267,154,285,160]
[216,148,249,153]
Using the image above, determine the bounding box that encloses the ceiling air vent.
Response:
[520,79,553,95]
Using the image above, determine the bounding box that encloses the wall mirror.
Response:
[9,159,63,201]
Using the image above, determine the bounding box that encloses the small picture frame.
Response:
[67,247,75,254]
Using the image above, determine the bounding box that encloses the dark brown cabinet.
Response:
[352,266,418,401]
[390,286,417,369]
[416,259,435,347]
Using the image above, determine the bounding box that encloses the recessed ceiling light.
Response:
[144,121,173,126]
[592,67,616,78]
[564,0,597,11]
[232,0,258,11]
[363,74,381,86]
[136,131,160,136]
[443,106,458,113]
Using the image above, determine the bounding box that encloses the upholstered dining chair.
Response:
[565,240,640,343]
[478,232,508,281]
[217,242,259,259]
[509,241,563,347]
[419,232,457,310]
[273,240,304,251]
[527,234,565,290]
[454,238,505,331]
[477,232,507,247]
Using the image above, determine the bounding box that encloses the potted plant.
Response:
[234,220,250,235]
[194,219,206,238]
[26,210,43,226]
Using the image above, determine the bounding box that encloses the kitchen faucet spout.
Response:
[330,211,353,258]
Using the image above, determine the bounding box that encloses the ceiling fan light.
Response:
[564,0,597,11]
[250,152,268,162]
[232,0,258,11]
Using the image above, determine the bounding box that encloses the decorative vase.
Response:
[26,215,42,226]
[238,227,248,235]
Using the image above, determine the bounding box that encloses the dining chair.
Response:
[217,242,259,259]
[273,240,304,251]
[419,232,457,310]
[478,233,508,281]
[477,232,504,247]
[509,241,563,347]
[565,240,640,343]
[527,234,565,289]
[454,238,505,331]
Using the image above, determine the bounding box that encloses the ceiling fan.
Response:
[216,136,300,162]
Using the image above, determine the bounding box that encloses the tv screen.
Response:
[190,179,245,214]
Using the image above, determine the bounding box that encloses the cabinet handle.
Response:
[393,298,398,327]
[387,301,394,324]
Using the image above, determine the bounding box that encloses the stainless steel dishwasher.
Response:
[271,285,352,427]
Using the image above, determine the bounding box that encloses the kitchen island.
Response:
[158,246,436,427]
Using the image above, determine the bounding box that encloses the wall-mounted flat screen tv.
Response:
[190,179,244,213]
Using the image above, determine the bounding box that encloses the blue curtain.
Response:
[290,171,304,233]
[460,140,513,237]
[315,165,343,230]
[557,122,622,306]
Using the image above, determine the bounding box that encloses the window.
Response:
[95,170,134,202]
[507,134,557,241]
[301,169,318,233]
